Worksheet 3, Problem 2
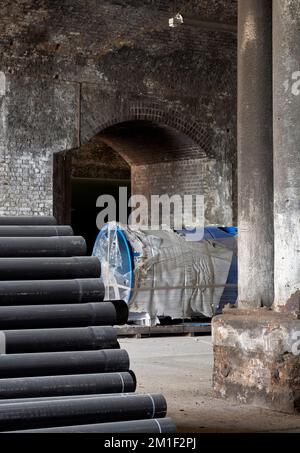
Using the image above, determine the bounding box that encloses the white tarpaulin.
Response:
[93,223,233,325]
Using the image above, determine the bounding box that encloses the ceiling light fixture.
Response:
[169,13,184,28]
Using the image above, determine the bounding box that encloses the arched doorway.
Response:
[53,119,234,252]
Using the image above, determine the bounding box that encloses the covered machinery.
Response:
[93,223,237,325]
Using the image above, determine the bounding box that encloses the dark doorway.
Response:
[71,177,131,253]
[53,137,131,254]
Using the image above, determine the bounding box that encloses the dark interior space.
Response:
[71,177,131,253]
[53,135,131,253]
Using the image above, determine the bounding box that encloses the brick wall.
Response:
[0,0,237,222]
[71,137,130,180]
[132,158,232,226]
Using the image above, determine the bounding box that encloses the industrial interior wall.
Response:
[132,158,233,226]
[0,76,78,216]
[0,0,237,218]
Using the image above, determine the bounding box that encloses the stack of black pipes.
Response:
[0,216,175,433]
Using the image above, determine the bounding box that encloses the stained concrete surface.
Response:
[120,336,300,433]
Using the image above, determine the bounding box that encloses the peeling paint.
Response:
[213,312,300,413]
[240,12,257,54]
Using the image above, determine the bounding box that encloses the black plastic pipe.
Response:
[0,394,167,431]
[0,393,138,404]
[0,226,73,237]
[0,216,56,225]
[1,326,119,353]
[0,301,128,329]
[0,349,129,378]
[0,392,140,404]
[0,372,136,399]
[0,237,87,257]
[9,418,176,433]
[0,279,105,305]
[0,257,101,281]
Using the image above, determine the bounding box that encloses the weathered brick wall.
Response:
[0,74,78,215]
[0,0,237,222]
[0,149,53,216]
[98,121,233,225]
[132,158,232,226]
[71,138,130,180]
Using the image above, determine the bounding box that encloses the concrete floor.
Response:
[120,335,300,433]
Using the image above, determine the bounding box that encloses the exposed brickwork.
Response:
[80,91,235,163]
[72,137,130,180]
[0,150,53,216]
[0,0,237,220]
[213,310,300,414]
[99,121,209,164]
[132,158,233,226]
[0,73,78,215]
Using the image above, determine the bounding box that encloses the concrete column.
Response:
[214,1,300,413]
[273,0,300,312]
[237,0,274,309]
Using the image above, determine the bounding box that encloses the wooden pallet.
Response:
[115,323,211,339]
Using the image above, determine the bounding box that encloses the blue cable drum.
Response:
[92,224,134,303]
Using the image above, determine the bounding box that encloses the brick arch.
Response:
[55,100,234,227]
[81,101,213,159]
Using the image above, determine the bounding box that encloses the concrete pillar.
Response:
[238,0,274,309]
[273,0,300,313]
[213,0,300,414]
